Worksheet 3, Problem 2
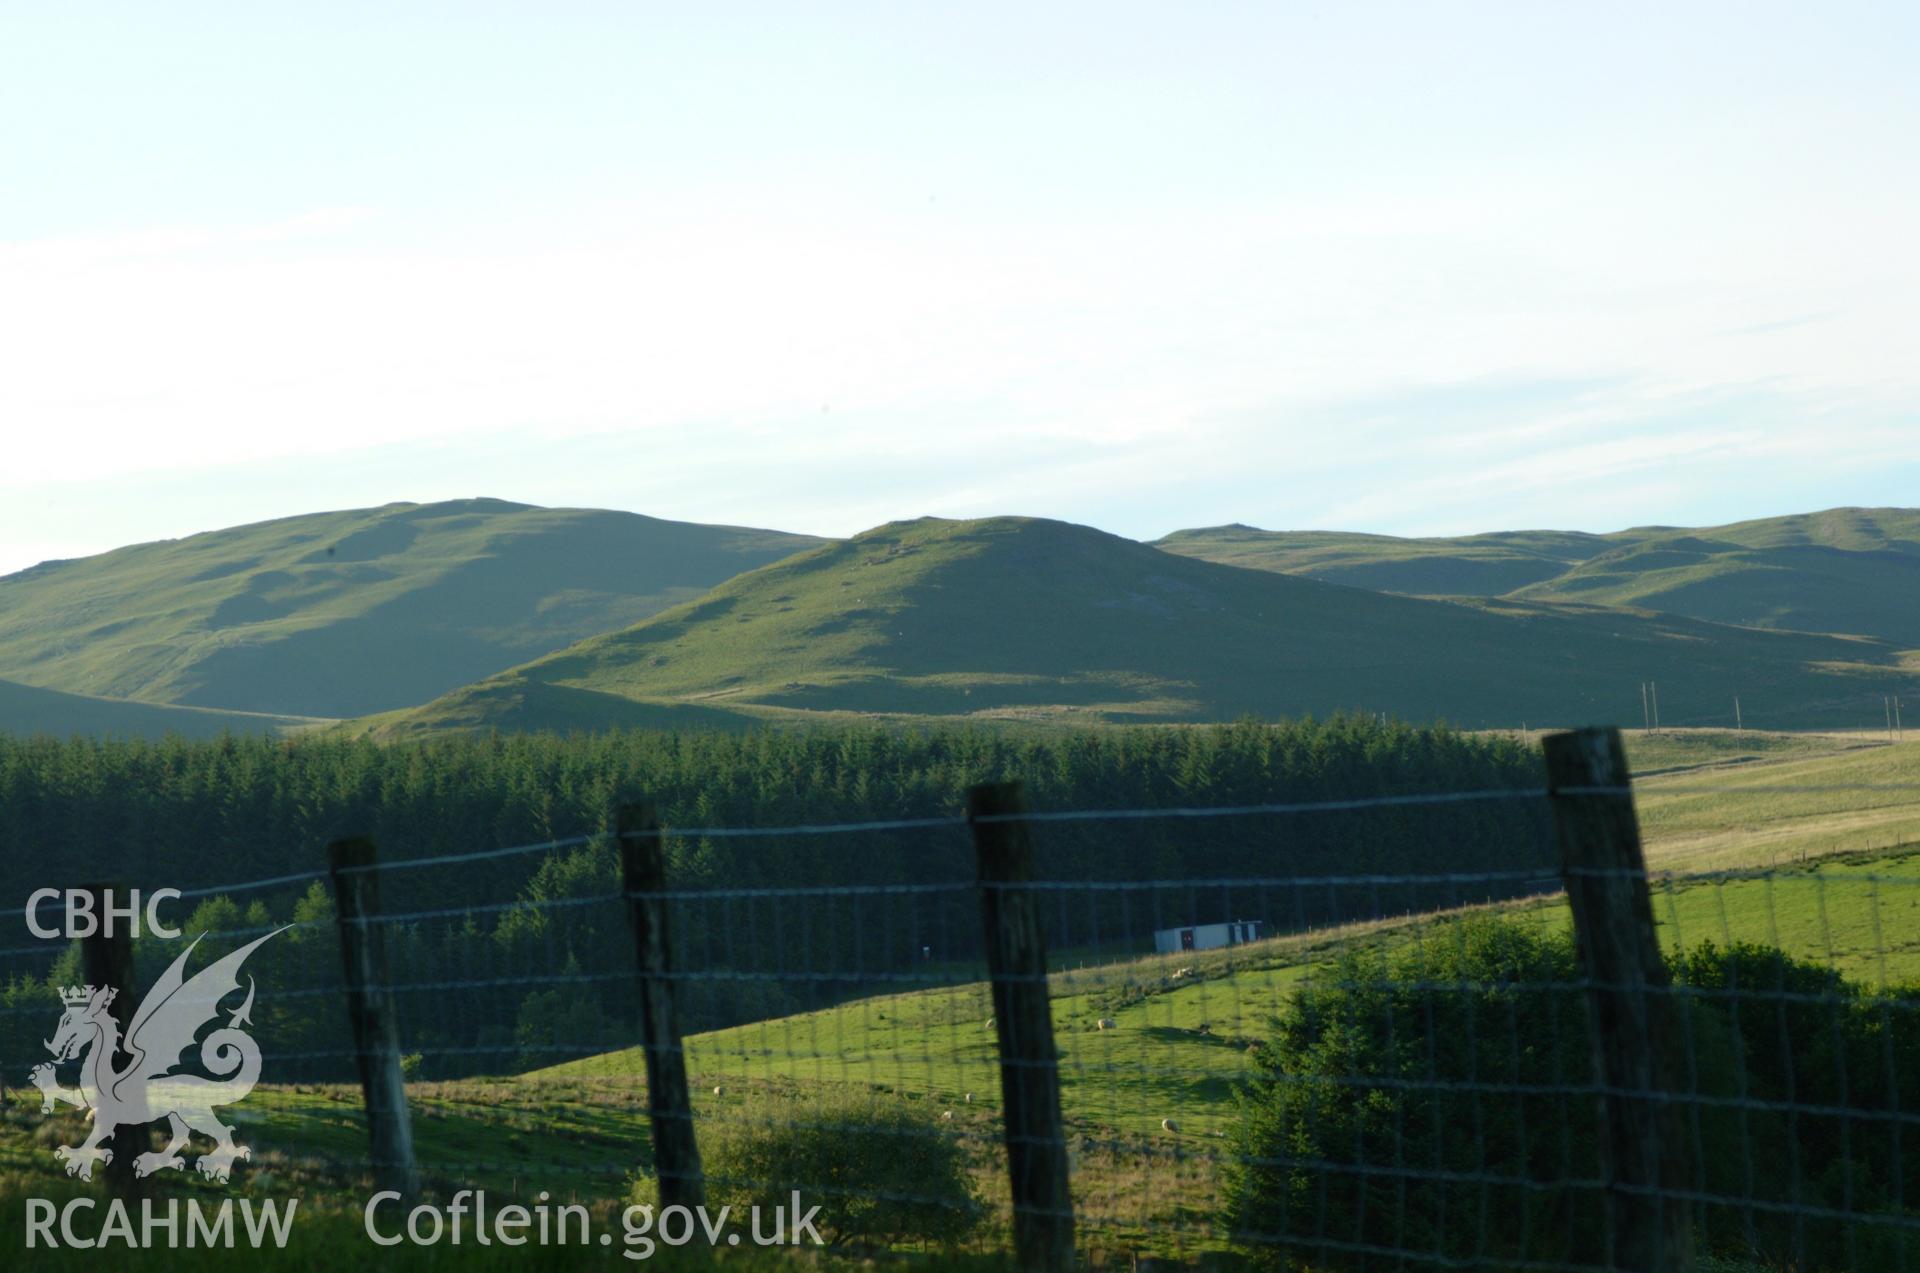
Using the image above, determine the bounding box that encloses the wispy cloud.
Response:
[1715,310,1843,338]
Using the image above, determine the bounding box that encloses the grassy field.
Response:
[1477,728,1920,869]
[551,843,1920,1136]
[4,733,1915,1266]
[1636,737,1920,870]
[366,516,1920,738]
[1618,725,1884,774]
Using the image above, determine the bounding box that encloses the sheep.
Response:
[985,1017,995,1029]
[941,1110,955,1121]
[1096,1018,1118,1031]
[964,1092,973,1103]
[712,1085,724,1097]
[1161,1118,1180,1134]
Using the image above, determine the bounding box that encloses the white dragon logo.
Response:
[27,927,288,1182]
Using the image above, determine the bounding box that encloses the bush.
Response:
[1671,940,1920,1268]
[1221,917,1920,1272]
[1222,917,1609,1269]
[692,1090,982,1249]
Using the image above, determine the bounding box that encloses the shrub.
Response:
[693,1090,982,1249]
[1222,917,1611,1269]
[1672,941,1920,1268]
[1219,917,1920,1272]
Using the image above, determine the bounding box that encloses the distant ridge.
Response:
[1158,507,1920,645]
[362,514,1920,737]
[1154,524,1624,595]
[0,499,822,718]
[16,501,1920,739]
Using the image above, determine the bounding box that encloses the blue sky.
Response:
[2,2,1916,574]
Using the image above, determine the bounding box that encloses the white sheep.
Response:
[941,1110,955,1121]
[1161,1118,1180,1134]
[712,1085,724,1097]
[1096,1018,1118,1031]
[964,1092,973,1103]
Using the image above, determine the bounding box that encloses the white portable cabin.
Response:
[1154,919,1262,954]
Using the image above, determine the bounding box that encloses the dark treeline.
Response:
[1,718,1552,1081]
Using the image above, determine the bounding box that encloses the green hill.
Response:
[1153,523,1632,595]
[1160,507,1920,645]
[1510,510,1920,643]
[0,498,821,719]
[367,515,1920,736]
[0,677,319,739]
[1694,505,1920,553]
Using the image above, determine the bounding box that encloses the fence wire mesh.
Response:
[2,752,1917,1270]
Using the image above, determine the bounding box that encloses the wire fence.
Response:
[2,727,1917,1270]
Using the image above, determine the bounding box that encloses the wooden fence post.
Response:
[618,802,705,1209]
[968,781,1075,1273]
[327,837,420,1198]
[79,883,142,1203]
[1543,727,1693,1273]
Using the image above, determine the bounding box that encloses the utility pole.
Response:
[1888,696,1895,741]
[1735,696,1743,732]
[1641,682,1651,732]
[1651,681,1661,732]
